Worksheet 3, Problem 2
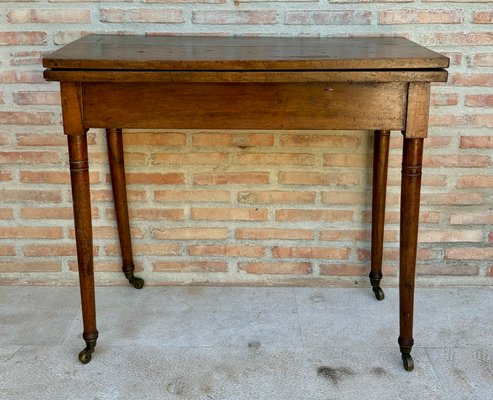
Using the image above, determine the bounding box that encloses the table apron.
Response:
[81,81,408,131]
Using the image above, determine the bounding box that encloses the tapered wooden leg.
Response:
[68,134,98,363]
[106,128,144,289]
[398,136,424,372]
[370,130,390,301]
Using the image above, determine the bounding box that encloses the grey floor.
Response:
[1,286,492,400]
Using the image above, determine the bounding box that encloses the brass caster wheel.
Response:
[78,347,94,364]
[372,286,385,301]
[129,276,144,289]
[402,353,414,371]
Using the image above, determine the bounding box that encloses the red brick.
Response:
[450,212,493,225]
[430,93,459,106]
[450,73,493,86]
[106,243,182,256]
[238,190,316,204]
[154,261,228,273]
[21,171,99,184]
[17,132,95,147]
[20,207,74,220]
[487,266,493,277]
[321,191,373,205]
[68,226,144,240]
[380,9,463,24]
[145,0,225,3]
[4,68,45,84]
[237,153,315,166]
[101,8,183,23]
[280,135,361,148]
[361,211,441,224]
[239,262,312,275]
[236,228,314,240]
[0,243,15,257]
[8,9,91,23]
[460,136,493,149]
[439,52,462,65]
[193,133,274,147]
[420,33,493,46]
[390,135,452,148]
[320,264,396,277]
[193,172,269,185]
[0,112,53,125]
[419,230,482,242]
[279,171,359,186]
[53,31,91,45]
[473,11,493,24]
[272,246,350,259]
[155,190,230,203]
[276,209,353,222]
[123,132,186,146]
[0,262,61,272]
[445,248,493,260]
[89,189,146,203]
[417,265,479,276]
[430,114,493,128]
[24,244,78,257]
[152,227,228,240]
[332,0,411,2]
[68,261,144,274]
[456,175,493,188]
[189,245,265,257]
[0,227,63,239]
[194,10,277,24]
[285,11,371,25]
[468,53,493,67]
[123,172,184,185]
[0,171,12,181]
[10,51,50,66]
[0,190,62,203]
[13,91,61,105]
[0,208,14,219]
[468,115,493,128]
[0,31,47,45]
[421,193,483,205]
[324,154,370,167]
[320,229,398,242]
[358,248,436,261]
[106,208,184,221]
[152,152,228,165]
[89,151,146,166]
[423,155,491,168]
[0,93,4,105]
[191,207,268,221]
[0,152,59,164]
[465,94,493,108]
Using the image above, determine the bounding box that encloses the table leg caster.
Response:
[372,286,385,301]
[401,353,414,371]
[125,271,144,289]
[78,340,96,364]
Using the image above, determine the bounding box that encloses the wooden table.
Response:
[43,34,448,371]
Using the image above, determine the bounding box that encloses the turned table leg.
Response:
[68,134,98,363]
[106,128,144,289]
[399,136,424,371]
[370,130,390,301]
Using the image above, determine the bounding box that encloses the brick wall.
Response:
[0,1,492,286]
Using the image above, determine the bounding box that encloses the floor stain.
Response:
[371,367,387,376]
[317,366,356,385]
[166,378,185,395]
[248,340,261,349]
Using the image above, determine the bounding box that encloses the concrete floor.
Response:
[0,286,492,400]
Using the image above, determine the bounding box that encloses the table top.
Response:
[43,34,449,71]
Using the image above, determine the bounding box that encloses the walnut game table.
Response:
[43,35,449,371]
